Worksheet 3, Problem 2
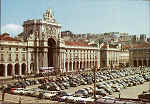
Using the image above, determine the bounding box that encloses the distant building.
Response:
[140,34,147,42]
[129,43,150,67]
[100,43,129,68]
[119,33,131,43]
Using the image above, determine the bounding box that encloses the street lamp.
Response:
[92,66,97,100]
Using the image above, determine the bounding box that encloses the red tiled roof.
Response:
[122,44,130,49]
[0,33,20,42]
[101,44,116,49]
[65,41,90,47]
[133,43,150,48]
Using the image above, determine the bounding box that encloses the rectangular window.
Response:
[16,54,18,61]
[16,48,18,51]
[31,54,33,61]
[9,54,11,61]
[1,54,4,61]
[22,54,25,61]
[9,47,11,51]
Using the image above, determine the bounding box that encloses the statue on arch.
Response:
[43,8,55,21]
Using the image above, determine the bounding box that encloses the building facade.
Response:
[0,9,100,77]
[100,43,129,68]
[129,47,150,67]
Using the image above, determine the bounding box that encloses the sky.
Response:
[1,0,150,37]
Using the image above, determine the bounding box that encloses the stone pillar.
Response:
[147,59,149,67]
[79,61,80,69]
[107,51,109,67]
[12,64,15,76]
[71,61,73,72]
[4,64,7,77]
[74,61,76,71]
[137,59,139,67]
[67,60,70,72]
[43,52,48,67]
[63,53,66,72]
[53,50,56,70]
[59,52,61,70]
[80,61,82,69]
[35,49,39,74]
[19,64,22,75]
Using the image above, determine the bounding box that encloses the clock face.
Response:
[51,19,55,23]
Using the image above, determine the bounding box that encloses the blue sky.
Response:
[1,0,150,37]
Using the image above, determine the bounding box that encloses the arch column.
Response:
[74,61,77,71]
[78,61,80,69]
[63,53,66,72]
[146,59,149,67]
[4,64,7,77]
[80,61,83,69]
[137,59,139,67]
[19,64,21,75]
[71,61,73,72]
[27,63,30,74]
[36,50,39,74]
[64,53,66,72]
[68,61,70,72]
[12,64,15,76]
[142,59,143,66]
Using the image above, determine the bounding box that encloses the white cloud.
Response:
[1,24,23,37]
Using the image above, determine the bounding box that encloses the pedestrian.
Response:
[18,97,22,104]
[119,92,121,99]
[2,90,5,101]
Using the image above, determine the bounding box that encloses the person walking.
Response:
[18,97,22,104]
[2,91,5,101]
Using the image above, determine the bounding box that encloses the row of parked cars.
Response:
[38,67,150,92]
[0,79,40,93]
[0,67,150,104]
[74,73,150,98]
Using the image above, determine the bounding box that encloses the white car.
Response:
[43,92,56,99]
[10,88,24,95]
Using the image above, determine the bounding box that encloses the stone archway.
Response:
[48,38,56,67]
[148,59,150,67]
[77,61,79,71]
[138,60,142,67]
[93,61,95,67]
[143,60,147,66]
[90,61,92,68]
[69,62,72,72]
[0,64,5,76]
[80,62,82,69]
[65,62,68,72]
[15,64,20,75]
[87,61,89,68]
[133,60,137,67]
[84,61,86,68]
[30,63,34,74]
[22,63,26,75]
[7,64,12,76]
